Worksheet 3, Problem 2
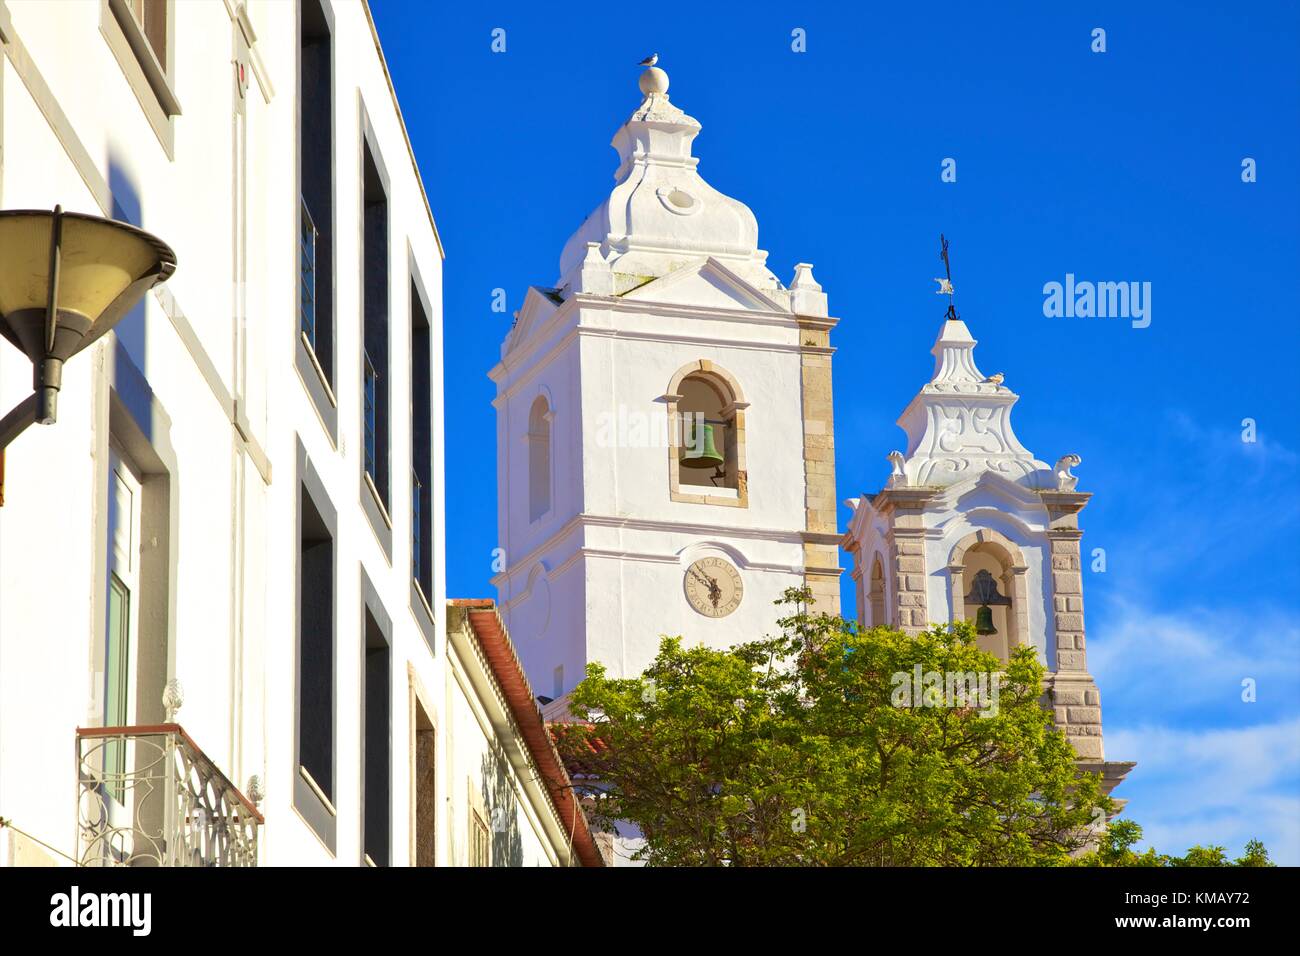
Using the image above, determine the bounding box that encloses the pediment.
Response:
[503,286,561,355]
[621,257,789,313]
[946,469,1050,509]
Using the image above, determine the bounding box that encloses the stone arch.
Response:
[946,528,1030,662]
[666,359,747,407]
[663,359,749,508]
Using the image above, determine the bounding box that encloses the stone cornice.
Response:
[1038,490,1092,514]
[872,487,943,511]
[490,511,814,585]
[577,325,831,357]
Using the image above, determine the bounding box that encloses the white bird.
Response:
[985,372,1004,385]
[638,53,659,66]
[933,277,954,296]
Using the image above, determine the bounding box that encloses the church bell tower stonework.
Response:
[843,314,1132,795]
[491,66,841,697]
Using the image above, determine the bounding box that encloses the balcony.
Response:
[76,724,263,867]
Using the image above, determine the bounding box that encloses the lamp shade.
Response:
[0,207,175,424]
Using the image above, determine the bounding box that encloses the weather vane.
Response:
[934,233,958,322]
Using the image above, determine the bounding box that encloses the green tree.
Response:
[557,588,1111,866]
[1074,819,1273,867]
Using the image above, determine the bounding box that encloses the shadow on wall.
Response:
[108,156,148,373]
[100,150,178,735]
[481,744,524,867]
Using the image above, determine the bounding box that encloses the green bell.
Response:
[965,569,1009,636]
[682,422,724,470]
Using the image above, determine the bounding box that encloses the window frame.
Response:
[100,0,180,157]
[293,441,338,853]
[294,0,339,443]
[357,99,394,560]
[408,258,437,654]
[360,570,392,867]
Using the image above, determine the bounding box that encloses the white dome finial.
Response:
[639,65,669,96]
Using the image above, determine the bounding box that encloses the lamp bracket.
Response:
[0,393,39,451]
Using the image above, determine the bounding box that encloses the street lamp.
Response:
[0,206,175,451]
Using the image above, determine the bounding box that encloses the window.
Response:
[104,452,142,803]
[123,0,166,65]
[298,483,334,809]
[363,610,390,867]
[299,199,318,348]
[410,280,434,599]
[102,0,180,147]
[470,811,490,867]
[363,352,379,478]
[528,396,551,522]
[97,434,170,826]
[299,0,334,384]
[362,139,390,509]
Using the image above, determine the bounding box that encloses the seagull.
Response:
[638,53,659,66]
[933,277,954,296]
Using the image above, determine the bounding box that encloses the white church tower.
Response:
[490,65,841,699]
[843,295,1132,795]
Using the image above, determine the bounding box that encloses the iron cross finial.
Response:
[935,233,958,321]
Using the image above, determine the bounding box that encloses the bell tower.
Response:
[490,65,841,697]
[843,291,1133,798]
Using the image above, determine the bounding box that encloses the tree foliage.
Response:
[1074,819,1273,867]
[558,588,1113,866]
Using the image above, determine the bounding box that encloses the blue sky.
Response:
[371,0,1300,863]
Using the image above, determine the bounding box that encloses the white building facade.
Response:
[0,0,593,868]
[491,66,842,698]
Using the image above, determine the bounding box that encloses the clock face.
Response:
[683,557,743,618]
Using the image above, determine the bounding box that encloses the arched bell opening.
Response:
[664,360,749,507]
[947,531,1029,665]
[677,375,735,490]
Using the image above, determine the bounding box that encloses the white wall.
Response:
[494,289,811,690]
[0,0,543,868]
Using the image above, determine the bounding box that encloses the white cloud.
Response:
[1106,720,1300,865]
[1088,597,1300,719]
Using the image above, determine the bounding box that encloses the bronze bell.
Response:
[964,569,1011,637]
[681,421,724,470]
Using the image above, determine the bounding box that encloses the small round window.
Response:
[657,186,700,215]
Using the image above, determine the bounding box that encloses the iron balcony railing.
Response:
[299,197,318,349]
[76,724,263,867]
[363,351,378,481]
